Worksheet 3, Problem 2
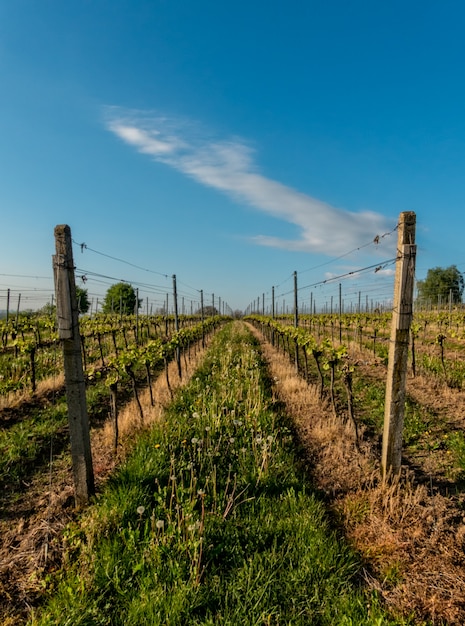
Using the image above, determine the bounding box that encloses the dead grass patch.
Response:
[0,374,65,412]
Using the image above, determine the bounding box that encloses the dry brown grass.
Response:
[248,322,465,625]
[0,373,65,411]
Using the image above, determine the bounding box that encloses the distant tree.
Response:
[195,305,219,317]
[417,265,464,305]
[102,282,141,315]
[37,302,56,317]
[75,286,90,314]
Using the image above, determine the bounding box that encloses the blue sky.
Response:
[1,0,464,313]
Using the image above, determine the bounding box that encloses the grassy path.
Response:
[248,321,465,625]
[29,321,407,625]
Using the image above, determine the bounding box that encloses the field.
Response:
[1,311,465,624]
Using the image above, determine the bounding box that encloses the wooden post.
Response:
[293,271,299,373]
[339,283,342,342]
[15,293,21,327]
[172,274,181,379]
[53,225,94,507]
[271,286,275,346]
[135,288,139,344]
[382,212,416,480]
[200,289,205,348]
[6,288,10,323]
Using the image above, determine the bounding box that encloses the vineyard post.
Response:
[53,224,95,507]
[381,211,416,481]
[15,293,21,327]
[6,288,10,323]
[200,289,205,348]
[339,283,342,342]
[172,274,181,378]
[271,286,275,346]
[135,288,139,344]
[293,271,299,373]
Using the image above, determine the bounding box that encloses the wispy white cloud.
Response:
[104,107,395,256]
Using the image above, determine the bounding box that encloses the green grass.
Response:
[0,401,69,492]
[0,379,116,495]
[353,377,386,433]
[352,371,441,451]
[29,322,411,626]
[446,431,465,476]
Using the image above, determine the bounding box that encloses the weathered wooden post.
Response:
[134,287,139,344]
[172,274,182,379]
[200,289,205,348]
[53,224,94,507]
[382,211,416,480]
[271,286,275,346]
[293,271,299,373]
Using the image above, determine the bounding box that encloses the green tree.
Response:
[102,282,141,315]
[37,302,56,316]
[417,265,464,305]
[195,305,219,317]
[76,286,90,314]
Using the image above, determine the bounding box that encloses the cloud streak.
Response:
[105,107,395,256]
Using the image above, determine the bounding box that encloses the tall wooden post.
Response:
[200,289,205,348]
[15,293,21,327]
[382,212,416,480]
[53,225,94,507]
[338,283,342,342]
[172,274,181,379]
[294,271,299,373]
[134,288,139,344]
[271,286,275,346]
[6,288,10,323]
